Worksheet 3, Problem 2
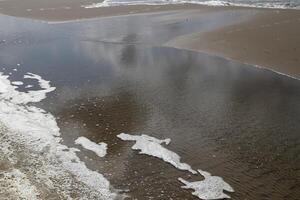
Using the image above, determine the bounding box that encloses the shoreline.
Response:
[0,3,299,78]
[0,1,277,22]
[0,3,236,21]
[168,45,300,81]
[166,8,300,78]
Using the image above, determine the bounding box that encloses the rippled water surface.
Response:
[0,14,300,199]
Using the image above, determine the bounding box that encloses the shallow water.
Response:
[0,14,300,200]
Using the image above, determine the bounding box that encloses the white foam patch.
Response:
[179,169,234,200]
[75,136,107,157]
[12,81,23,86]
[117,133,196,174]
[25,84,34,88]
[0,72,117,199]
[118,133,235,199]
[0,72,55,104]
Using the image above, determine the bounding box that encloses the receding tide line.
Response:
[117,133,234,200]
[167,45,300,81]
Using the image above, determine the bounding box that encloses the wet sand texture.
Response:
[0,14,299,199]
[167,8,300,78]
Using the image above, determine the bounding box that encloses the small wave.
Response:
[84,0,300,9]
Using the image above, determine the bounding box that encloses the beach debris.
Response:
[179,170,234,200]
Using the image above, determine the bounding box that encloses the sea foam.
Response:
[0,72,117,199]
[75,136,108,157]
[117,133,197,174]
[118,133,234,199]
[179,169,234,199]
[83,0,299,9]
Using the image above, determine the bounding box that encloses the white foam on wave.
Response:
[75,136,108,157]
[83,0,298,9]
[118,133,197,174]
[179,169,234,199]
[0,72,116,199]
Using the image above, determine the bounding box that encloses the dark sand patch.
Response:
[167,9,300,78]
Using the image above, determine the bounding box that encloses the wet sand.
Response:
[0,1,235,21]
[167,8,300,78]
[0,14,300,199]
[0,1,300,200]
[0,0,299,78]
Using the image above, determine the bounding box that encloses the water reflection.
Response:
[0,14,299,199]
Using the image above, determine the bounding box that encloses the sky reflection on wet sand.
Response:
[0,14,299,199]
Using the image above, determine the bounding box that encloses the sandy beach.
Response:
[0,1,299,77]
[167,8,300,78]
[0,1,299,200]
